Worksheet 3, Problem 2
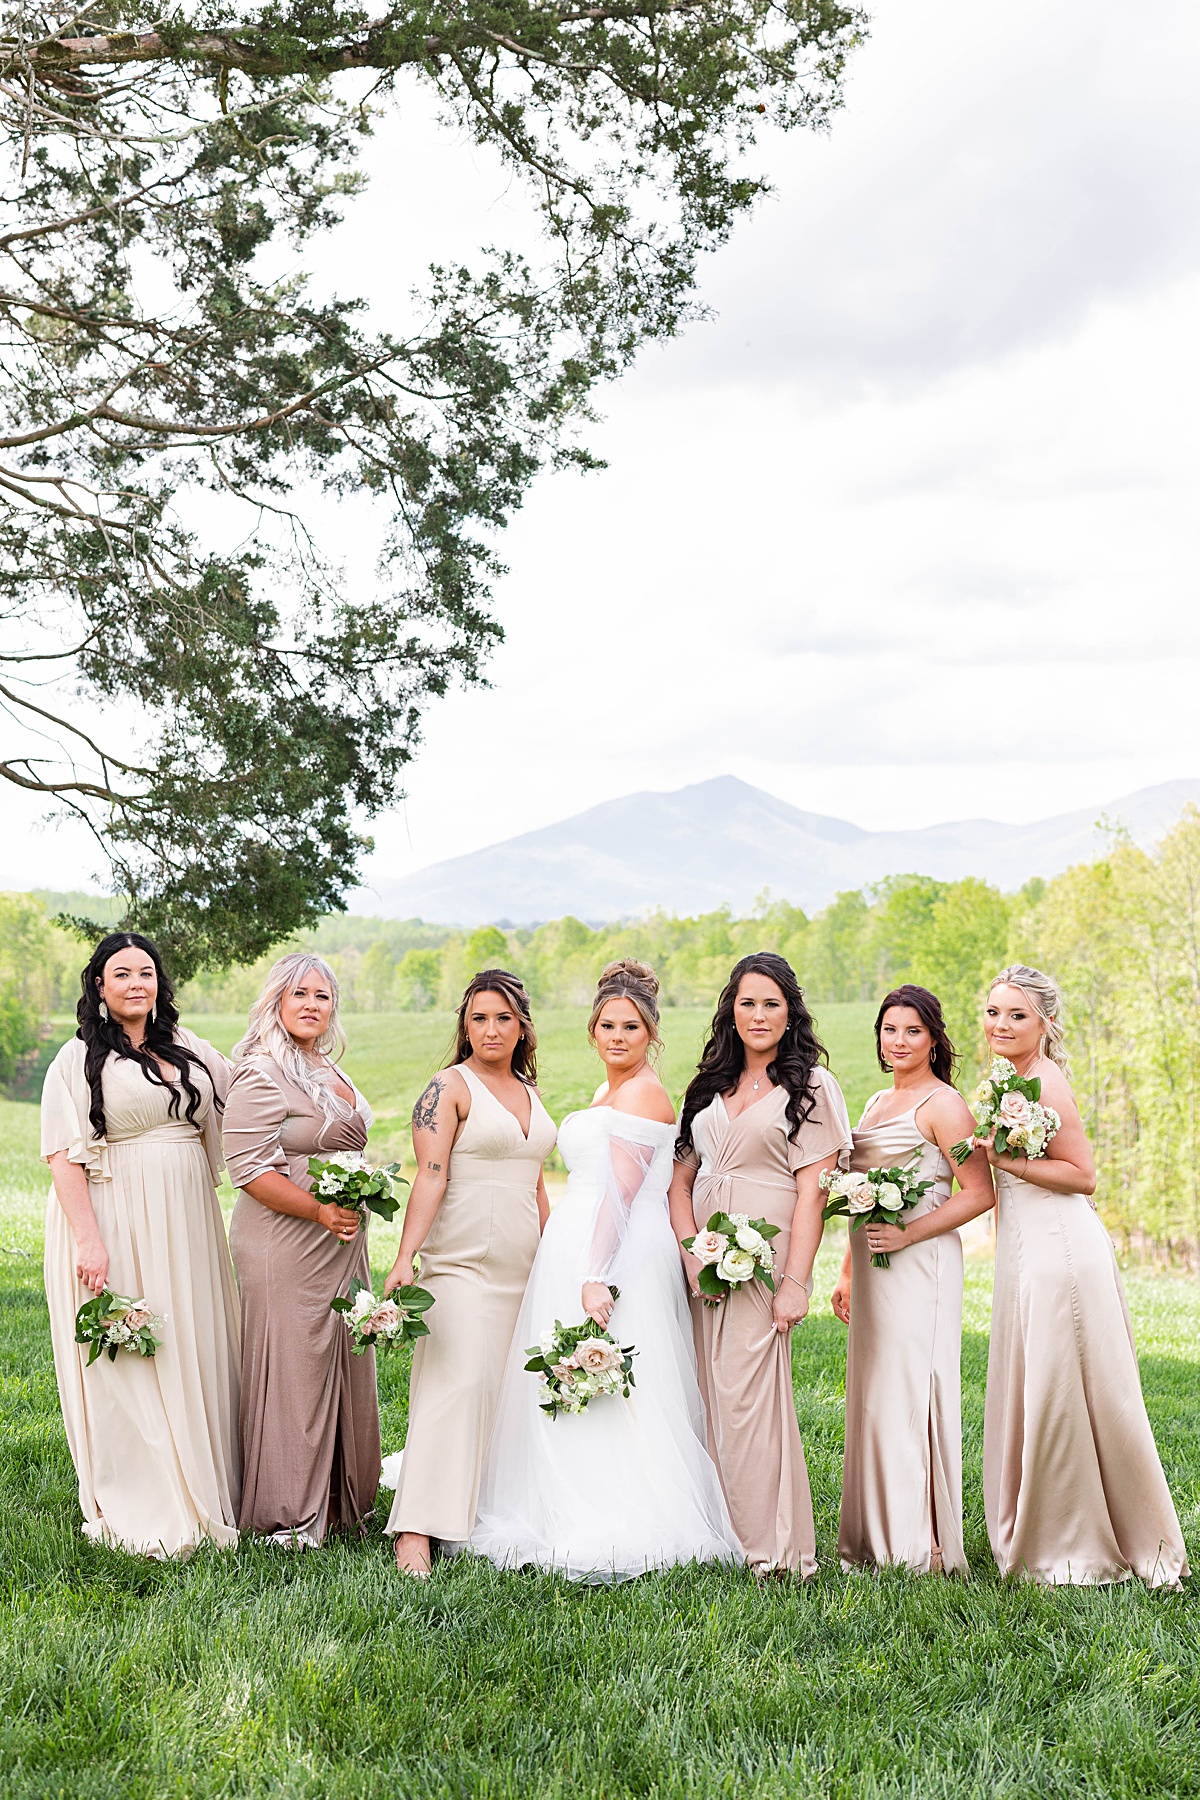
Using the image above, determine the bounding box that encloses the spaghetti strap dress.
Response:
[839,1093,966,1575]
[386,1067,557,1545]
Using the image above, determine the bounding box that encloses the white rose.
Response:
[690,1229,729,1266]
[716,1246,757,1284]
[350,1288,376,1321]
[876,1182,904,1212]
[734,1224,766,1253]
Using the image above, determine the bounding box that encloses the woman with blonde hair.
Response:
[223,953,379,1546]
[980,965,1188,1588]
[470,961,740,1581]
[383,968,557,1576]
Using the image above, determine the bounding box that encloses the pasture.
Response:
[0,1007,1195,1796]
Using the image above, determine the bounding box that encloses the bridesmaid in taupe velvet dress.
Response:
[223,953,380,1546]
[980,967,1188,1589]
[670,953,851,1577]
[831,986,994,1577]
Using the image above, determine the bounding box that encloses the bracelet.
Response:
[784,1273,807,1289]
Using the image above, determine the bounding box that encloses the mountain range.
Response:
[359,776,1200,925]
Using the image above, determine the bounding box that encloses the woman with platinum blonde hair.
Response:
[223,953,381,1545]
[979,965,1188,1589]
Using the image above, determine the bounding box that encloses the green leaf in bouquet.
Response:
[404,1318,431,1340]
[697,1264,726,1299]
[363,1189,402,1223]
[758,1268,776,1293]
[393,1284,435,1313]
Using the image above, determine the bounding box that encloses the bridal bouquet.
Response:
[525,1295,636,1419]
[820,1164,934,1268]
[683,1211,779,1298]
[307,1153,408,1223]
[950,1057,1062,1166]
[74,1290,163,1365]
[330,1275,434,1355]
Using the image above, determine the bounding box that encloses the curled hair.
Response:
[677,951,828,1158]
[588,959,662,1055]
[875,985,957,1085]
[451,969,538,1083]
[233,953,351,1122]
[78,933,213,1141]
[989,964,1070,1072]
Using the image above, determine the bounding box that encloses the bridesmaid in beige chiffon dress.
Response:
[670,953,851,1577]
[42,933,240,1557]
[224,954,380,1546]
[831,986,994,1576]
[384,970,555,1576]
[980,966,1189,1589]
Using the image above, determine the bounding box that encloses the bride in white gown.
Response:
[470,961,743,1581]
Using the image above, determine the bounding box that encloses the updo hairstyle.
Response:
[875,984,957,1084]
[587,959,662,1055]
[989,964,1069,1072]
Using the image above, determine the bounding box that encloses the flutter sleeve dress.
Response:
[224,1056,380,1546]
[681,1068,852,1576]
[387,1066,557,1548]
[838,1092,967,1575]
[41,1031,241,1557]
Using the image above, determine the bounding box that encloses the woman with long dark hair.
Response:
[382,969,557,1576]
[831,985,993,1576]
[668,952,852,1577]
[41,933,240,1556]
[224,952,379,1548]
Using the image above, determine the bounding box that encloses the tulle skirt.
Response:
[469,1179,743,1582]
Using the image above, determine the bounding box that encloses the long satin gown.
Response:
[839,1095,967,1575]
[984,1166,1189,1588]
[41,1034,241,1557]
[682,1068,852,1576]
[225,1057,380,1545]
[387,1066,557,1546]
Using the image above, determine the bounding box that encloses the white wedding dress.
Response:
[470,1106,743,1582]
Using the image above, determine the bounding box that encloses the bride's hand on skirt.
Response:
[582,1282,614,1329]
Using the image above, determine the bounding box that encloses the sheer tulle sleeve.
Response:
[583,1127,658,1288]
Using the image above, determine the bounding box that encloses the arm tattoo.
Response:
[428,1161,441,1173]
[412,1075,444,1134]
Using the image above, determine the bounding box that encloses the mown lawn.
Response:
[2,1010,1196,1796]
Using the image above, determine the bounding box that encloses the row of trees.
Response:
[7,808,1200,1256]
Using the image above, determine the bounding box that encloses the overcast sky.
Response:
[6,0,1199,899]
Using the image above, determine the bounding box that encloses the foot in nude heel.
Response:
[394,1532,432,1578]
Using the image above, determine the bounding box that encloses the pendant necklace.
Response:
[751,1077,760,1091]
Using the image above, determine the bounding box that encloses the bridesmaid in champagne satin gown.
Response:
[835,988,994,1576]
[981,967,1189,1589]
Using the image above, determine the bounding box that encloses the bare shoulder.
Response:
[916,1082,974,1130]
[411,1066,468,1132]
[1036,1061,1080,1117]
[591,1079,611,1103]
[610,1074,676,1126]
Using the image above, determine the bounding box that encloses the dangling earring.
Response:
[99,1000,109,1021]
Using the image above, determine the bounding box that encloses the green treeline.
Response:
[5,808,1200,1255]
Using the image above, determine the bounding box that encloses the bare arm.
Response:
[667,1157,708,1300]
[535,1167,551,1233]
[861,1088,995,1259]
[831,1238,852,1324]
[241,1170,362,1242]
[48,1151,107,1295]
[384,1070,468,1296]
[982,1064,1096,1196]
[772,1151,838,1333]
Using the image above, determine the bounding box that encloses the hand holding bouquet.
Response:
[820,1163,934,1268]
[525,1295,636,1418]
[951,1057,1061,1166]
[330,1275,434,1355]
[683,1211,779,1300]
[74,1290,163,1365]
[307,1152,408,1223]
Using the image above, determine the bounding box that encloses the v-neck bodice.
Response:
[454,1065,557,1169]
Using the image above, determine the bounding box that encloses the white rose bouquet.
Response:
[682,1211,780,1300]
[307,1152,408,1223]
[950,1056,1062,1166]
[819,1163,934,1268]
[524,1293,637,1419]
[330,1275,434,1355]
[74,1290,164,1365]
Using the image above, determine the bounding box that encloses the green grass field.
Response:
[1,1009,1196,1796]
